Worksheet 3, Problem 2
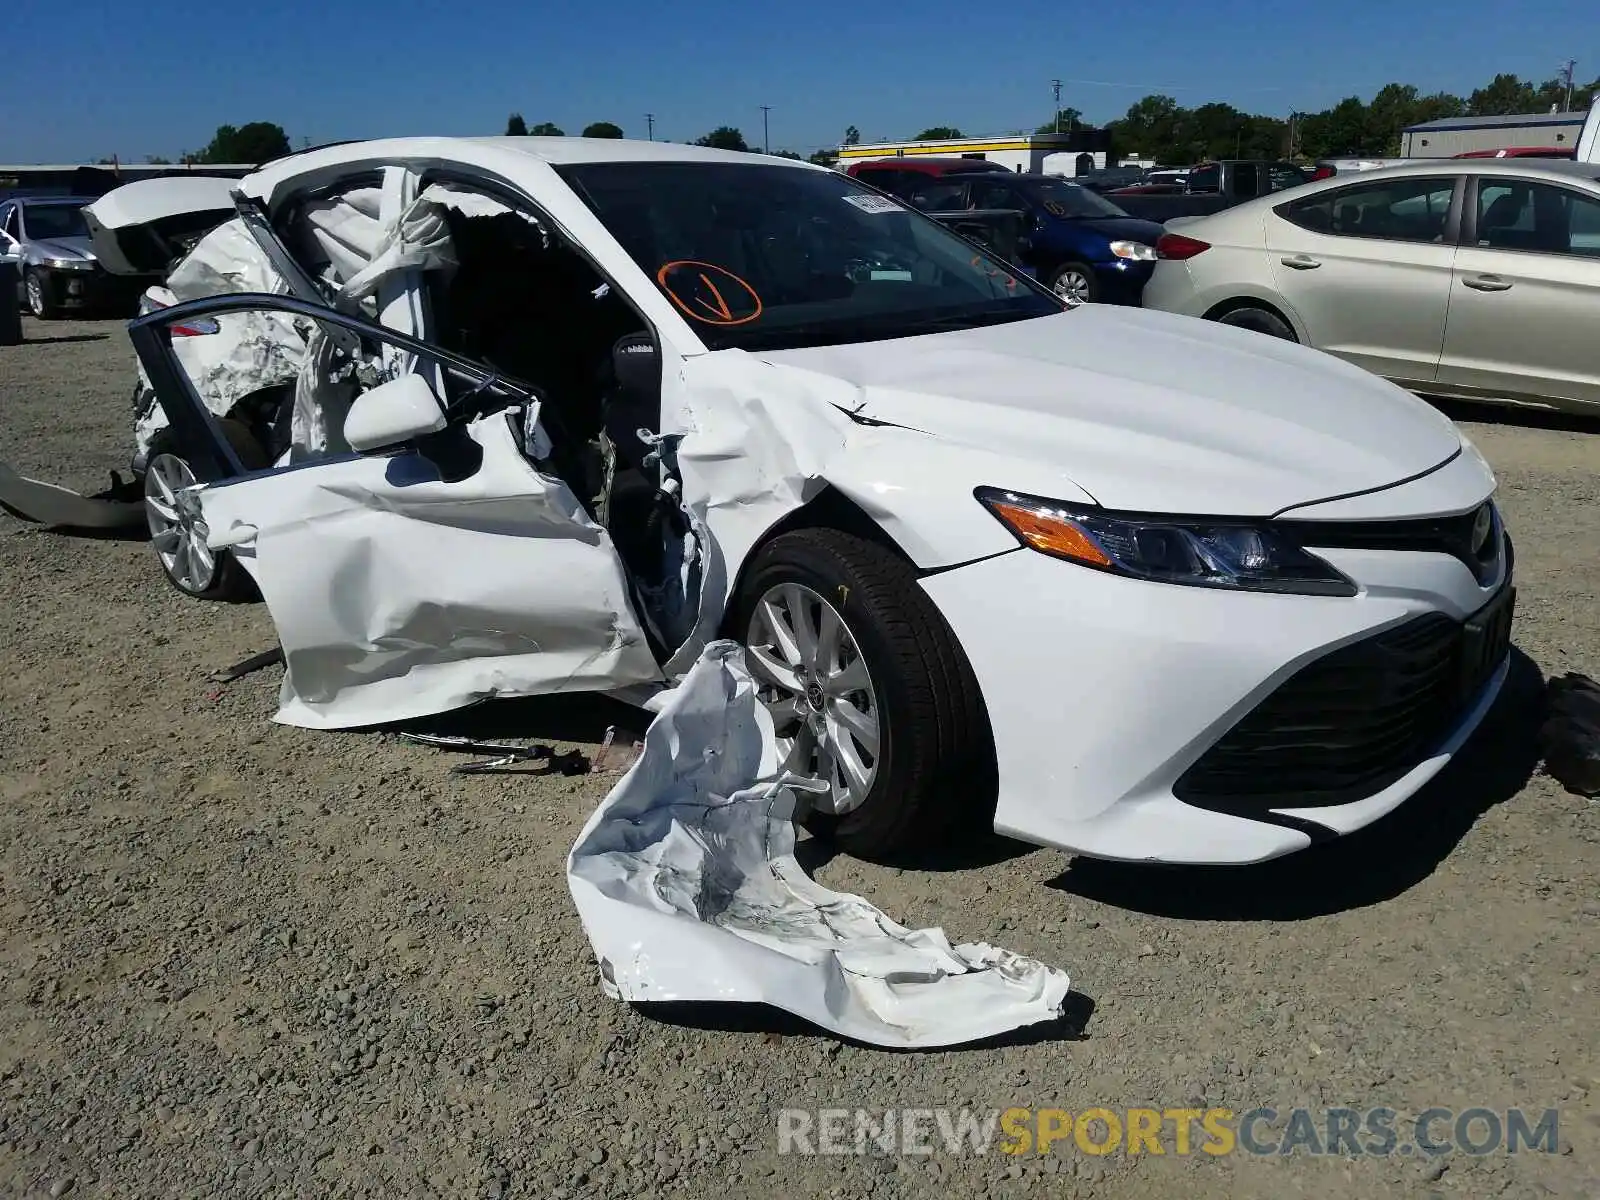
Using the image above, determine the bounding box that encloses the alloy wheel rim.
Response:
[1053,270,1091,306]
[745,582,880,815]
[144,453,218,593]
[25,274,44,315]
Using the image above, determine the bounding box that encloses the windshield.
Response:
[24,203,89,241]
[558,162,1063,352]
[1014,177,1130,219]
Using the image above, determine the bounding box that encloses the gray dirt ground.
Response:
[0,316,1596,1200]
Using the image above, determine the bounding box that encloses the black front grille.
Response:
[1175,610,1497,813]
[1280,505,1501,584]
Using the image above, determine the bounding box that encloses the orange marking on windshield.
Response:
[656,260,764,326]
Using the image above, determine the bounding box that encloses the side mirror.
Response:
[344,373,448,453]
[611,333,660,409]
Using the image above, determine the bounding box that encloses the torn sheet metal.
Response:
[567,641,1070,1048]
[197,410,664,729]
[0,461,144,530]
[133,220,307,461]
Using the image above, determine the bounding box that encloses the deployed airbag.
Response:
[567,641,1071,1048]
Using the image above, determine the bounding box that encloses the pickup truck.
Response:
[1105,160,1311,222]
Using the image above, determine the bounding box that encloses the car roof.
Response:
[1330,158,1600,184]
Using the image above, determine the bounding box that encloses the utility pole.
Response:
[645,113,655,141]
[1052,79,1063,133]
[760,105,771,152]
[1560,60,1577,111]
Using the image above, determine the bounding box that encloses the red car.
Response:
[1453,146,1575,159]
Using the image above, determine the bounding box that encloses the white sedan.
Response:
[1141,158,1600,414]
[99,136,1513,867]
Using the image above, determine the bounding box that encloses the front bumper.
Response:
[1092,259,1154,305]
[919,513,1511,866]
[32,264,150,312]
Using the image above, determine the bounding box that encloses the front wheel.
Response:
[733,529,996,860]
[24,269,57,319]
[142,421,267,602]
[1046,261,1097,307]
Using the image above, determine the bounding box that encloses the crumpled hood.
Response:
[30,236,95,262]
[755,306,1462,516]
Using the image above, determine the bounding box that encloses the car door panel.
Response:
[130,293,662,729]
[1436,177,1600,408]
[1266,175,1461,382]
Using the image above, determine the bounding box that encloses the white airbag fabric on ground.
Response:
[567,641,1071,1048]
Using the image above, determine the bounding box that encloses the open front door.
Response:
[130,293,663,729]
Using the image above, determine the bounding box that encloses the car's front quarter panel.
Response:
[919,488,1509,865]
[668,353,1099,595]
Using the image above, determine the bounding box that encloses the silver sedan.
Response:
[1141,158,1600,415]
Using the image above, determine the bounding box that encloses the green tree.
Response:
[505,112,529,136]
[1468,73,1535,116]
[582,121,624,138]
[694,126,749,151]
[843,126,861,146]
[768,149,804,159]
[529,122,565,136]
[1297,96,1371,158]
[1106,95,1181,162]
[199,122,291,164]
[808,148,840,167]
[913,126,963,140]
[1035,109,1085,135]
[144,155,173,164]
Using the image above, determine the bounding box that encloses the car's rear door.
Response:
[130,293,662,729]
[1264,173,1462,383]
[1435,174,1600,408]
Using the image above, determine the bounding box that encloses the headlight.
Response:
[976,488,1357,596]
[1108,240,1157,262]
[41,257,96,271]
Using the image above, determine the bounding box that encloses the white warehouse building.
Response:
[1399,110,1590,157]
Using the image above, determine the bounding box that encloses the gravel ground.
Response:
[1,317,1596,1200]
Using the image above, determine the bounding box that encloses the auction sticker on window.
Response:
[842,192,905,214]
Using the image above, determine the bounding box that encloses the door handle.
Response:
[1462,274,1512,292]
[1280,254,1321,270]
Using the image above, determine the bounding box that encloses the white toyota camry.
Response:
[89,136,1515,867]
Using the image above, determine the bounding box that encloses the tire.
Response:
[142,419,269,602]
[1216,305,1297,341]
[24,269,57,319]
[732,529,996,861]
[1046,261,1097,306]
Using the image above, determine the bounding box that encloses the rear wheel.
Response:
[733,529,996,861]
[143,420,268,601]
[1216,305,1296,341]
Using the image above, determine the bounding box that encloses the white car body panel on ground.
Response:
[568,641,1070,1046]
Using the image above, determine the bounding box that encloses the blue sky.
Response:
[3,0,1593,162]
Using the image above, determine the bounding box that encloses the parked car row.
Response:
[845,158,1164,304]
[17,135,1514,872]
